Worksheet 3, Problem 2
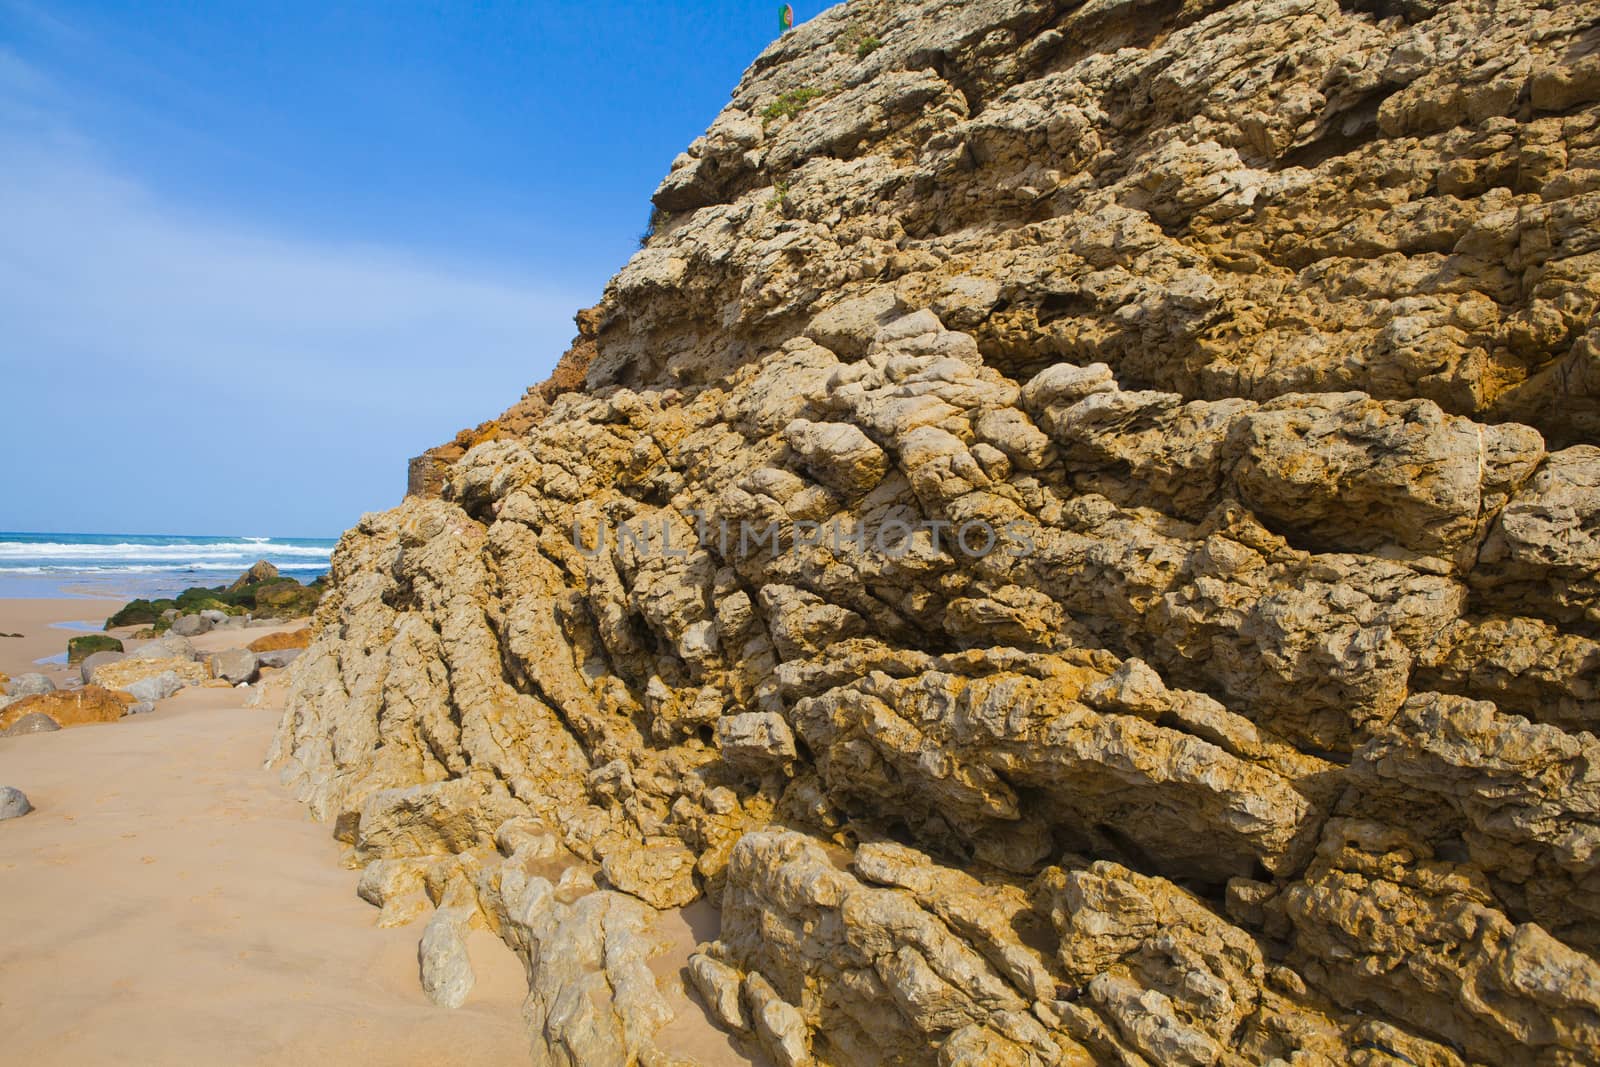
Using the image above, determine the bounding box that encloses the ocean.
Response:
[0,532,338,600]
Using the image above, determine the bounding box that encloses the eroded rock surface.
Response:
[273,0,1600,1063]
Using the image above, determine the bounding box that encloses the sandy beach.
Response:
[0,599,533,1065]
[0,598,125,680]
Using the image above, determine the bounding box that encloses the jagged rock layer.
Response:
[272,1,1600,1063]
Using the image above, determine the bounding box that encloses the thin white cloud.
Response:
[0,53,592,533]
[0,136,581,372]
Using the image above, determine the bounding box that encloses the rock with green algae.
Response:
[67,634,123,664]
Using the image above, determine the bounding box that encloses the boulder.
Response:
[198,609,228,625]
[91,656,206,692]
[209,649,259,685]
[5,673,54,698]
[228,559,280,592]
[128,702,155,716]
[250,580,321,618]
[67,634,123,664]
[169,614,213,637]
[0,786,31,820]
[255,649,302,670]
[249,628,313,653]
[124,671,185,704]
[0,686,126,730]
[105,599,167,628]
[79,650,125,684]
[1,713,61,737]
[128,636,199,662]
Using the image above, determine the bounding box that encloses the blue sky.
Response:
[0,1,827,537]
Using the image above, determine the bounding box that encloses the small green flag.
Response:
[779,4,794,32]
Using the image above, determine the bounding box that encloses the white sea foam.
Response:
[0,540,333,562]
[0,563,326,575]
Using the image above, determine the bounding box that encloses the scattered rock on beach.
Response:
[169,614,213,637]
[91,657,205,693]
[104,566,324,645]
[0,686,126,730]
[5,673,55,698]
[1,713,61,737]
[79,650,125,684]
[124,671,186,705]
[67,634,123,664]
[256,649,302,670]
[0,786,32,820]
[249,628,313,653]
[127,702,155,716]
[127,636,199,663]
[106,600,171,629]
[209,649,259,685]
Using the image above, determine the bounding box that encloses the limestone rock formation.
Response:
[273,1,1600,1063]
[406,307,600,500]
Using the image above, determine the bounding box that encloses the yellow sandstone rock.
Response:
[266,1,1600,1063]
[90,657,206,691]
[1,686,128,730]
[248,628,312,653]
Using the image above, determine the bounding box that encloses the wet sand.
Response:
[0,598,124,678]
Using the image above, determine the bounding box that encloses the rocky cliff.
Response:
[271,1,1600,1063]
